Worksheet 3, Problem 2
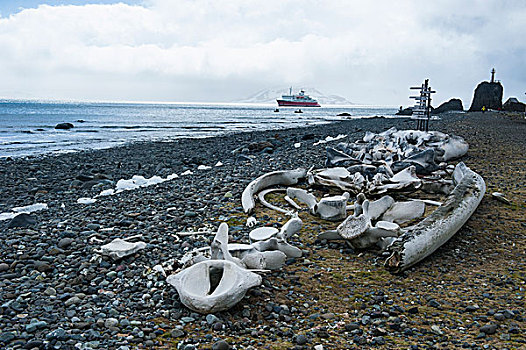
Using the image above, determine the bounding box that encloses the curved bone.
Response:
[257,188,289,214]
[286,188,318,213]
[385,162,486,273]
[242,169,306,214]
[167,259,262,314]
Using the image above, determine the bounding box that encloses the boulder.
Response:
[469,82,503,111]
[7,213,37,228]
[395,107,413,116]
[431,98,463,114]
[502,97,526,112]
[55,123,74,130]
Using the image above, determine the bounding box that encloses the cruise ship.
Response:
[276,88,321,107]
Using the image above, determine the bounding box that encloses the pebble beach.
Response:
[1,111,525,349]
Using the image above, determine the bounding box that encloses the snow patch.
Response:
[0,203,48,221]
[313,134,347,146]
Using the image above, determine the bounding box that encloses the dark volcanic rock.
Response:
[431,98,463,114]
[55,122,74,130]
[395,107,413,116]
[502,97,526,112]
[7,213,36,228]
[469,81,503,111]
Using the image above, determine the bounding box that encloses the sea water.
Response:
[0,100,398,158]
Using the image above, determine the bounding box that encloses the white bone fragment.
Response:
[385,162,486,273]
[491,192,510,205]
[167,259,262,314]
[318,230,342,240]
[245,216,258,227]
[242,169,306,214]
[409,198,442,206]
[381,201,425,224]
[249,227,279,242]
[367,195,394,220]
[153,264,166,277]
[314,192,350,221]
[241,250,287,270]
[99,238,147,260]
[284,195,302,210]
[278,216,303,239]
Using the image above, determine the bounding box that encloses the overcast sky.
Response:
[0,0,525,105]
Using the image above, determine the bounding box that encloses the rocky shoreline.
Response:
[1,112,525,349]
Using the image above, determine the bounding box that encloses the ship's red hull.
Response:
[277,100,321,107]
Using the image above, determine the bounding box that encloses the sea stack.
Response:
[469,68,503,111]
[431,98,463,114]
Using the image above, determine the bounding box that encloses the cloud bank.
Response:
[0,0,525,105]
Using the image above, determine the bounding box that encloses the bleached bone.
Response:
[167,259,262,314]
[286,188,318,213]
[318,230,341,240]
[252,237,302,258]
[241,250,287,270]
[246,216,257,227]
[314,192,350,221]
[381,200,425,224]
[492,192,511,205]
[390,166,420,184]
[349,221,401,249]
[385,162,486,273]
[284,195,302,210]
[242,168,306,214]
[278,215,303,239]
[258,188,290,214]
[421,179,454,195]
[336,200,371,240]
[210,223,245,267]
[249,227,279,242]
[434,135,469,162]
[99,238,147,260]
[409,198,442,206]
[325,147,360,167]
[391,149,439,175]
[368,195,395,220]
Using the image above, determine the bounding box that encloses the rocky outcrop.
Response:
[469,82,503,111]
[395,107,413,116]
[502,97,526,112]
[431,98,463,114]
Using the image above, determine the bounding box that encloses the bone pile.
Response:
[166,128,485,314]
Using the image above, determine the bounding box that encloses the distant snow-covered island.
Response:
[236,87,354,105]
